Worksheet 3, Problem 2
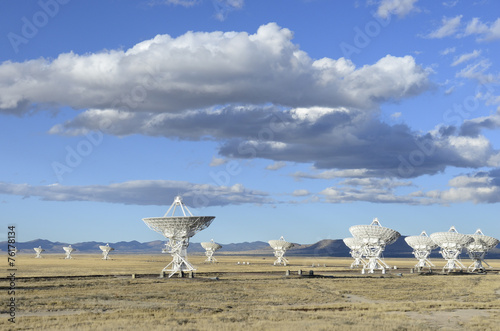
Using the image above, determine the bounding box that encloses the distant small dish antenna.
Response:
[268,236,294,266]
[343,237,366,269]
[349,218,400,274]
[200,239,222,263]
[99,243,115,260]
[430,226,473,272]
[63,245,75,259]
[142,196,215,278]
[466,229,499,272]
[34,246,44,258]
[405,231,437,271]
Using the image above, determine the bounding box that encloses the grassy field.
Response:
[1,254,499,330]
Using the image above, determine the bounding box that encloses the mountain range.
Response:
[3,237,500,259]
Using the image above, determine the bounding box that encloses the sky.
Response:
[1,0,500,245]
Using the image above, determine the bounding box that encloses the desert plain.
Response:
[1,254,500,330]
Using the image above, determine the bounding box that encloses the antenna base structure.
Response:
[412,250,435,271]
[204,250,217,263]
[142,196,215,278]
[34,246,44,258]
[161,238,194,274]
[468,252,488,272]
[268,236,294,266]
[343,237,366,269]
[99,243,114,260]
[349,218,400,274]
[430,226,473,273]
[466,229,499,273]
[201,239,222,263]
[440,248,467,272]
[405,231,437,272]
[63,245,75,259]
[362,245,390,274]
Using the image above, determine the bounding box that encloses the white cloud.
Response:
[423,169,500,204]
[442,0,458,7]
[465,17,500,41]
[446,135,492,163]
[319,177,425,204]
[451,50,481,66]
[209,156,228,167]
[316,167,500,205]
[444,86,454,95]
[426,15,462,39]
[152,0,201,7]
[0,180,271,207]
[148,0,243,21]
[376,0,419,19]
[0,23,430,116]
[440,47,455,55]
[149,0,243,9]
[265,161,286,171]
[212,0,244,21]
[456,59,495,83]
[465,17,489,35]
[293,169,383,180]
[391,112,402,119]
[292,189,310,197]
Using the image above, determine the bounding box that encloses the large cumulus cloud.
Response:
[0,23,430,115]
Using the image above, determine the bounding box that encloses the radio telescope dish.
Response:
[343,237,366,269]
[405,231,437,271]
[430,226,473,272]
[268,236,294,266]
[99,243,115,260]
[63,245,75,259]
[201,239,222,263]
[34,246,44,258]
[142,196,215,278]
[466,229,499,272]
[349,218,400,274]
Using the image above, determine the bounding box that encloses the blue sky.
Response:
[1,0,500,245]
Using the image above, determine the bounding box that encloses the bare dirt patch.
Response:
[405,309,494,330]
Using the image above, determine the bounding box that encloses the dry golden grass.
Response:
[1,254,499,330]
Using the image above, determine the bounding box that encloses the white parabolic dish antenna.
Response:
[63,245,75,259]
[268,236,294,266]
[142,196,215,278]
[430,226,473,272]
[343,237,366,269]
[99,243,115,260]
[466,229,499,272]
[200,239,222,263]
[405,231,438,271]
[349,218,400,274]
[34,246,44,258]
